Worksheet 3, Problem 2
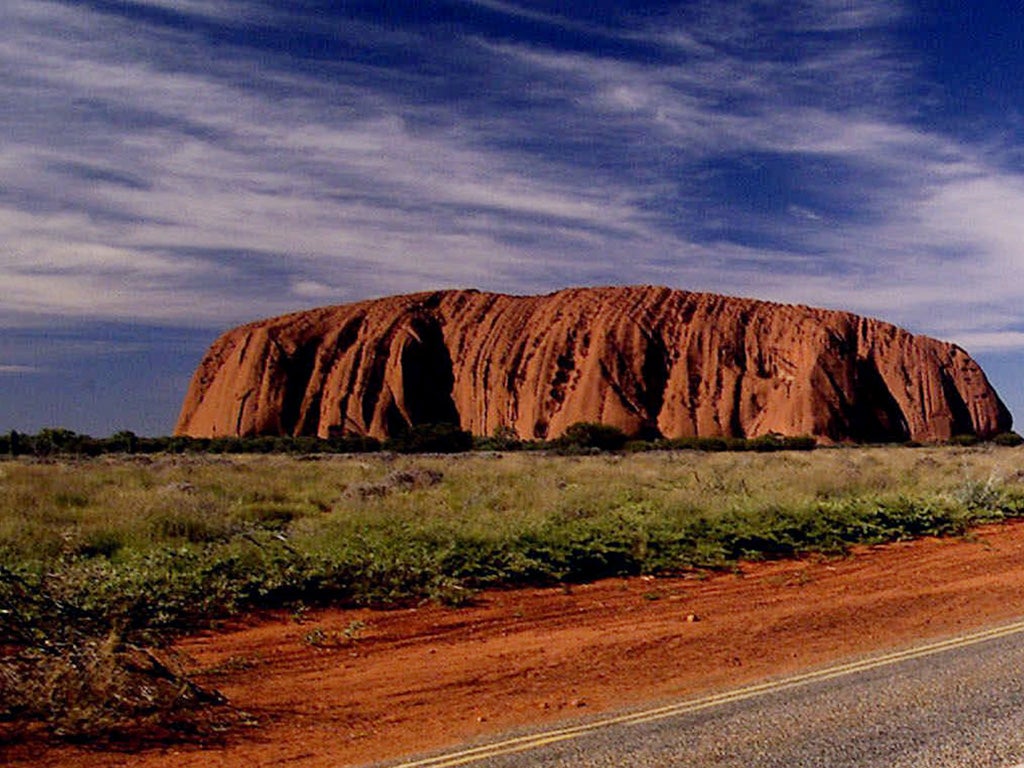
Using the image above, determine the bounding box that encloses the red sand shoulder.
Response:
[9,520,1024,768]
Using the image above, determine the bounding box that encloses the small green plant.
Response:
[386,424,473,454]
[474,426,523,451]
[555,423,628,453]
[201,654,263,677]
[952,471,1005,513]
[949,434,980,447]
[302,620,365,648]
[993,431,1024,447]
[343,619,367,640]
[302,627,331,647]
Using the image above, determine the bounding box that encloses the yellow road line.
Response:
[385,617,1024,768]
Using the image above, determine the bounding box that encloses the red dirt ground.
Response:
[9,520,1024,767]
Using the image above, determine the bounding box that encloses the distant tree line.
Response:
[2,424,1021,459]
[0,428,382,457]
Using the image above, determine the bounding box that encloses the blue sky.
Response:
[2,0,1023,435]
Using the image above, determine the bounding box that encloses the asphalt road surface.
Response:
[381,619,1024,768]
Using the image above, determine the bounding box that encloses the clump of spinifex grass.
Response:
[2,447,1023,739]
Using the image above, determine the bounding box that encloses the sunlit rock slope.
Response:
[175,286,1011,443]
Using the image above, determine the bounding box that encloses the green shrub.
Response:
[555,422,628,453]
[993,431,1024,447]
[104,431,139,454]
[385,423,473,454]
[75,529,125,559]
[473,426,523,452]
[325,434,381,453]
[949,434,980,446]
[676,436,729,452]
[146,508,232,544]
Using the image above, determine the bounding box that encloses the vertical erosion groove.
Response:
[640,332,670,434]
[400,314,459,427]
[939,369,976,437]
[362,341,392,430]
[279,340,320,436]
[235,391,252,436]
[326,315,366,436]
[851,358,910,442]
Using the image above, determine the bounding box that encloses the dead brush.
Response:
[0,566,232,745]
[1,634,225,742]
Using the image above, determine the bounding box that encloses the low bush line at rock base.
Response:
[5,424,1022,458]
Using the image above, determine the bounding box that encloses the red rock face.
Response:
[175,286,1012,443]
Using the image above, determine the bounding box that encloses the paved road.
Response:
[380,620,1024,768]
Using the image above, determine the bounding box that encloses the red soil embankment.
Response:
[10,520,1024,767]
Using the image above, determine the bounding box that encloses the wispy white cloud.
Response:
[0,0,660,326]
[472,6,1024,350]
[459,0,599,33]
[950,332,1024,352]
[2,0,1024,362]
[121,0,272,21]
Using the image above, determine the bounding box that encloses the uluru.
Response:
[175,286,1011,444]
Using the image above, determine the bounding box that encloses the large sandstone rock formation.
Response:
[175,286,1011,443]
